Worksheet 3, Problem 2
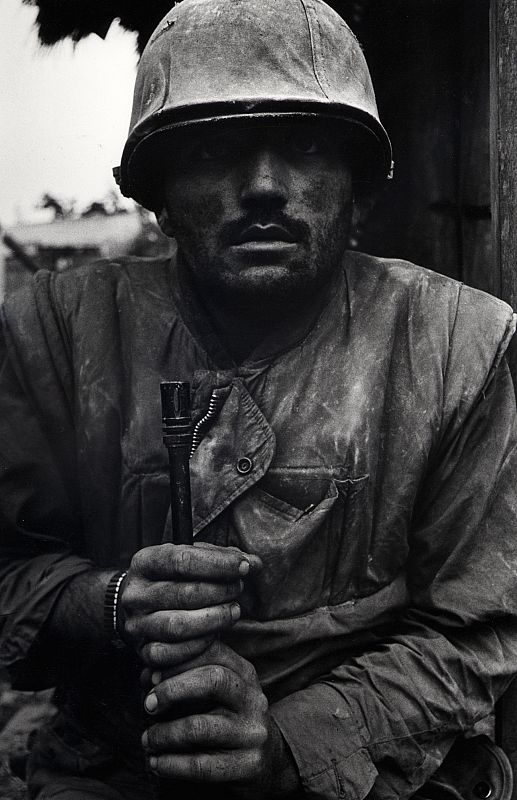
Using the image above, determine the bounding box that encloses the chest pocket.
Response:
[228,467,370,620]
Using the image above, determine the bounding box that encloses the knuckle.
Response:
[237,717,267,748]
[129,554,141,573]
[166,612,187,640]
[155,679,173,707]
[186,715,210,744]
[255,693,269,717]
[174,545,193,575]
[210,605,230,632]
[183,637,210,659]
[190,756,210,782]
[254,721,269,747]
[130,548,148,573]
[164,582,181,610]
[148,641,163,662]
[160,543,175,560]
[220,602,240,628]
[207,664,229,694]
[119,582,139,611]
[141,641,164,666]
[163,678,176,702]
[220,582,239,603]
[139,642,153,664]
[209,638,226,659]
[240,658,257,680]
[179,582,198,608]
[148,723,169,752]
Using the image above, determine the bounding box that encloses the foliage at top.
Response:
[21,0,369,54]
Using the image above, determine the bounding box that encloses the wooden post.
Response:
[0,237,5,304]
[490,0,517,323]
[491,1,517,788]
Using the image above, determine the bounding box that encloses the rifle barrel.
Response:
[160,381,194,545]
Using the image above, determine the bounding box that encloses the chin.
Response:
[213,262,334,307]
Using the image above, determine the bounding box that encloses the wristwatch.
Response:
[103,570,128,649]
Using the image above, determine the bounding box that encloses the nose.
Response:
[239,147,288,211]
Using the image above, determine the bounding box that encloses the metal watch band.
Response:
[103,570,128,646]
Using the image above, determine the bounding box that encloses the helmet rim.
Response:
[118,104,393,211]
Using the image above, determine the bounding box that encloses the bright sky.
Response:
[0,0,139,225]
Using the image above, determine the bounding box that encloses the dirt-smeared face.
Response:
[161,120,354,308]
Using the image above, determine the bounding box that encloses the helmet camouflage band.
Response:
[115,0,393,211]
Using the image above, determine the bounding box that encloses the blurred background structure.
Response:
[1,200,170,297]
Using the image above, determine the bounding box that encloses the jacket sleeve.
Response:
[0,274,93,684]
[270,287,517,800]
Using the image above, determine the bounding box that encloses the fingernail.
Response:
[151,671,161,686]
[231,602,241,622]
[145,692,158,713]
[149,756,158,771]
[141,731,149,750]
[239,560,250,576]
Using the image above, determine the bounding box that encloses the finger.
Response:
[145,664,245,716]
[140,667,153,689]
[147,750,263,783]
[123,578,243,613]
[143,713,264,753]
[140,637,214,669]
[141,669,164,689]
[194,543,263,575]
[156,639,255,682]
[131,544,253,582]
[128,602,241,644]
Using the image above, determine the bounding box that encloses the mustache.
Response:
[220,213,311,246]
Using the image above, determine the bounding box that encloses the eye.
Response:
[190,135,234,161]
[289,131,324,155]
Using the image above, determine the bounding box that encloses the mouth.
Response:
[234,223,295,245]
[231,223,298,247]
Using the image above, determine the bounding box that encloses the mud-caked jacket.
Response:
[1,251,517,800]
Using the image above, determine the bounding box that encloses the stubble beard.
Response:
[172,205,353,315]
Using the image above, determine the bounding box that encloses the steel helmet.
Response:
[116,0,393,211]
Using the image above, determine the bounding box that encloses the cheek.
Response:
[167,188,225,240]
[300,171,352,220]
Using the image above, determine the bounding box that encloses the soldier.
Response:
[1,1,517,798]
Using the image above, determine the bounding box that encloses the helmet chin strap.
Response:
[156,208,174,238]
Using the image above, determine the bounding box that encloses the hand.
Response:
[142,640,288,793]
[119,542,261,667]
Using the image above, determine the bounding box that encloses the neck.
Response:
[197,277,335,364]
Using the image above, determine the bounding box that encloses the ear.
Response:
[348,191,376,250]
[351,199,363,231]
[352,187,379,226]
[156,208,174,237]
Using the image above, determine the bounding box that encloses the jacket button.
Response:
[236,457,253,474]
